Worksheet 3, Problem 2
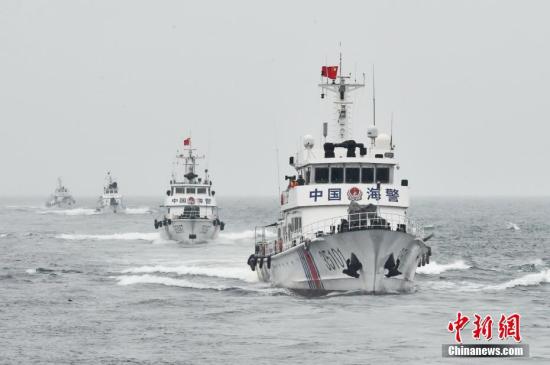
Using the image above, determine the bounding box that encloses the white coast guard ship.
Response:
[154,139,224,243]
[45,178,76,208]
[96,172,124,213]
[247,57,432,294]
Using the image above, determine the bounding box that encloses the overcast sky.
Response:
[1,0,549,198]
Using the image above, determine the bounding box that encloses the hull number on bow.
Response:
[318,248,346,271]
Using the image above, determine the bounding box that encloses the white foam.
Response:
[488,269,550,291]
[5,205,42,209]
[218,230,256,240]
[124,207,153,215]
[39,208,99,216]
[121,263,257,282]
[25,268,36,274]
[416,260,471,275]
[529,258,544,266]
[218,230,276,240]
[506,222,520,231]
[115,274,228,290]
[57,232,161,241]
[0,233,9,238]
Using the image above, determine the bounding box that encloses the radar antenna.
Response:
[372,64,376,126]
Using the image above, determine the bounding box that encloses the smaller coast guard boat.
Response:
[45,178,76,208]
[96,172,124,213]
[154,138,224,243]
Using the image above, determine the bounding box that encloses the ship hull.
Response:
[255,229,429,294]
[45,198,76,209]
[162,218,220,244]
[96,204,123,213]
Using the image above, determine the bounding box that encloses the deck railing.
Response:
[254,212,424,257]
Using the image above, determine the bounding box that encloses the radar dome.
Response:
[376,133,391,150]
[303,135,315,149]
[367,125,379,139]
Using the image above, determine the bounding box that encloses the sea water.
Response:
[1,197,549,364]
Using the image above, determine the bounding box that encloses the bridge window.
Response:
[175,187,185,194]
[305,167,311,184]
[197,187,207,194]
[376,167,390,183]
[331,167,344,183]
[345,168,360,183]
[183,205,200,218]
[186,187,196,194]
[314,167,329,183]
[361,167,374,183]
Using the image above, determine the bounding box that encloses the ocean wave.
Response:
[38,208,99,216]
[416,260,471,275]
[115,274,233,290]
[25,267,56,275]
[218,229,276,240]
[121,263,257,282]
[218,230,256,240]
[529,258,544,266]
[57,232,161,241]
[5,205,42,210]
[487,269,550,291]
[506,222,520,231]
[124,207,153,215]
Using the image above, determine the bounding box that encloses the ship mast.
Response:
[319,53,365,142]
[175,139,204,184]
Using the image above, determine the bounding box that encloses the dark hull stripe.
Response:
[297,247,324,290]
[298,249,314,289]
[303,249,324,290]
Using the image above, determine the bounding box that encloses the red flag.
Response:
[321,66,338,80]
[183,137,191,146]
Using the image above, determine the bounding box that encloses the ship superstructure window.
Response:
[290,217,302,232]
[197,187,207,194]
[331,167,344,183]
[175,187,185,194]
[186,187,196,194]
[314,167,329,183]
[183,205,200,218]
[305,167,311,185]
[361,167,374,183]
[376,167,390,183]
[345,168,360,183]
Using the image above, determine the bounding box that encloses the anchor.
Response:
[342,252,363,278]
[384,253,402,278]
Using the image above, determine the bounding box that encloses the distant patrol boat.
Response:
[154,138,225,243]
[96,171,124,213]
[247,56,432,294]
[45,178,76,208]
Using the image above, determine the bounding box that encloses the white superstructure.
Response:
[96,172,124,213]
[45,178,76,208]
[247,55,432,294]
[154,139,224,243]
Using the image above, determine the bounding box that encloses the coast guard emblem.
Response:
[347,187,363,201]
[187,197,195,205]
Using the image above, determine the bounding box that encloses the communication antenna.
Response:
[275,147,281,196]
[372,64,376,126]
[390,112,394,150]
